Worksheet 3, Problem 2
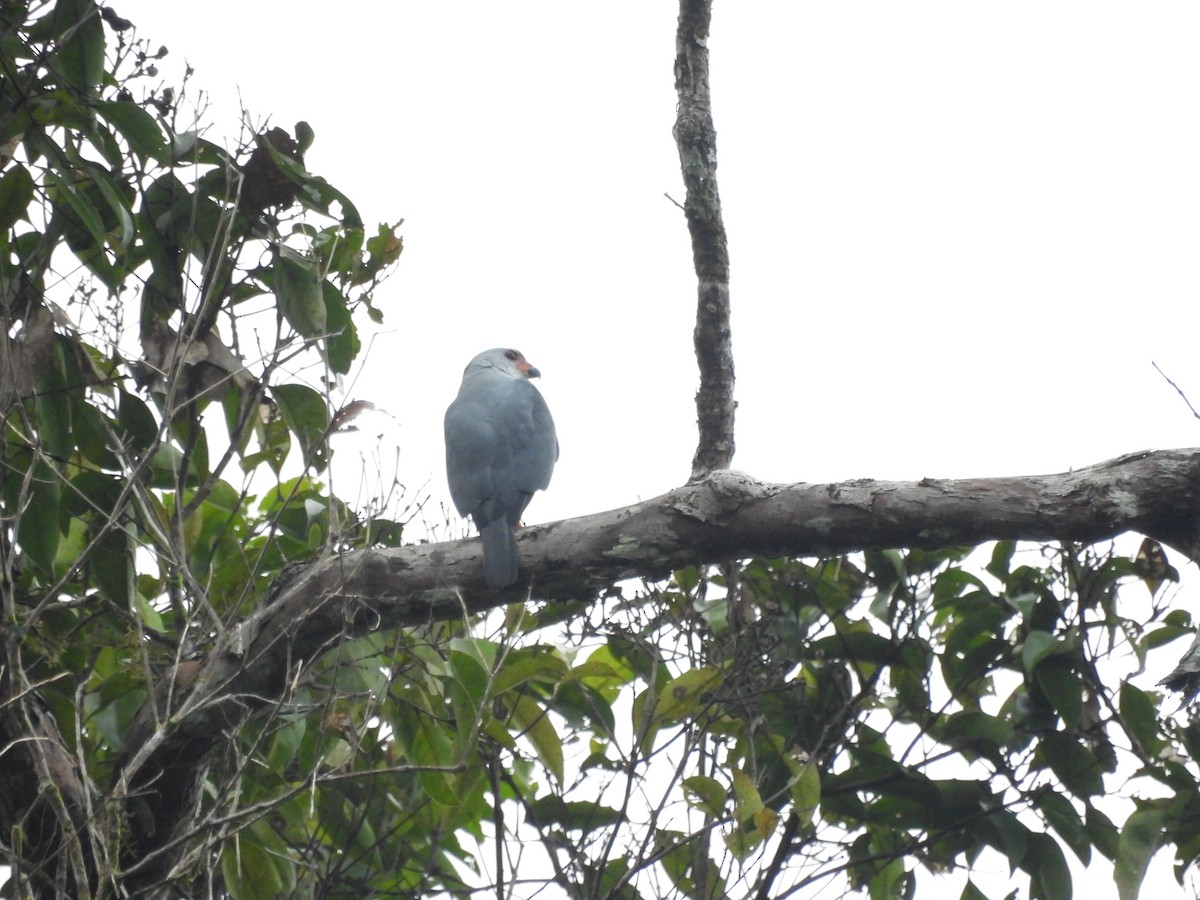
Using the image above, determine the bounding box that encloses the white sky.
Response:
[112,1,1200,524]
[107,1,1200,895]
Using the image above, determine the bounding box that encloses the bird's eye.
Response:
[505,350,519,361]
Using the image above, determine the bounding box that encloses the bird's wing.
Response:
[504,380,557,494]
[444,394,500,518]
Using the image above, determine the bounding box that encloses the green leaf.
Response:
[294,120,315,153]
[682,775,726,817]
[673,565,701,593]
[169,131,230,167]
[19,459,62,573]
[492,652,568,696]
[1036,791,1091,865]
[88,164,134,249]
[508,693,564,784]
[321,281,358,374]
[654,828,696,896]
[117,392,159,455]
[449,649,491,709]
[1085,803,1120,861]
[867,860,911,900]
[263,145,363,227]
[321,737,352,769]
[35,337,74,460]
[790,762,821,824]
[987,540,1017,580]
[54,518,89,576]
[1118,682,1161,755]
[1034,659,1082,729]
[655,666,722,723]
[568,659,623,682]
[576,645,635,698]
[365,221,404,274]
[88,120,124,170]
[132,591,162,631]
[271,383,329,471]
[64,471,121,519]
[49,170,108,251]
[1115,807,1165,900]
[943,710,1014,752]
[221,839,284,900]
[864,548,905,613]
[92,526,131,607]
[932,566,989,608]
[1021,630,1061,674]
[446,679,481,760]
[275,251,327,338]
[1025,831,1071,900]
[0,164,34,230]
[546,680,616,740]
[412,718,459,807]
[730,768,765,822]
[1041,732,1103,798]
[54,0,105,95]
[525,797,625,833]
[448,649,490,755]
[94,100,168,163]
[810,630,900,667]
[580,859,643,900]
[973,808,1030,874]
[266,718,306,774]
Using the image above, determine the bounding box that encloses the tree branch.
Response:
[674,0,735,480]
[0,661,96,898]
[99,447,1200,886]
[275,448,1200,616]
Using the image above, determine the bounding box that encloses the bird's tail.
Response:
[480,519,519,589]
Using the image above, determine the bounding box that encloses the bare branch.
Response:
[1153,360,1200,422]
[280,448,1200,614]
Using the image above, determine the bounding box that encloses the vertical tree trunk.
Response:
[674,0,736,480]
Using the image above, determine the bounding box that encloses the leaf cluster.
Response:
[0,2,405,894]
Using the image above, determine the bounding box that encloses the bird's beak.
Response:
[518,361,541,379]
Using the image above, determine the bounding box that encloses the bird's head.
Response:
[467,348,541,380]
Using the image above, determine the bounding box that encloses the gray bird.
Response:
[445,348,558,588]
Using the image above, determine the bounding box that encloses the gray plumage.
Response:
[445,348,558,588]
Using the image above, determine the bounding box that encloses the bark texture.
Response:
[288,448,1200,610]
[674,0,735,480]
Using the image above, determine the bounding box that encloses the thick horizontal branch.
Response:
[169,447,1200,708]
[282,448,1199,624]
[116,447,1200,880]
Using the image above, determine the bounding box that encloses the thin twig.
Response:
[1153,360,1200,422]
